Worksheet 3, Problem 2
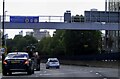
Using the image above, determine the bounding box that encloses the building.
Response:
[26,30,50,41]
[105,0,120,52]
[108,0,120,11]
[26,31,34,36]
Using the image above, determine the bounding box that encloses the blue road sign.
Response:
[10,16,39,23]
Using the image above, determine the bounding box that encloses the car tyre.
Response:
[46,67,49,69]
[27,68,32,75]
[56,66,60,69]
[3,71,7,76]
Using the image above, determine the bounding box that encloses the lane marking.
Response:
[40,74,51,75]
[96,73,99,75]
[44,71,47,73]
[103,78,107,79]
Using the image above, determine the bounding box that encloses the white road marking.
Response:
[40,74,51,75]
[44,71,47,73]
[103,78,107,79]
[96,73,99,75]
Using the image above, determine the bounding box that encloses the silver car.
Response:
[46,58,60,69]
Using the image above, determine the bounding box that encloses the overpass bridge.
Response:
[2,22,119,30]
[0,10,120,30]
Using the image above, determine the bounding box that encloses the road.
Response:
[1,63,119,79]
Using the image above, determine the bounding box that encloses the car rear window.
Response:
[7,54,28,58]
[49,60,58,62]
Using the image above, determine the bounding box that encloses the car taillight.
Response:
[3,60,7,65]
[24,60,29,64]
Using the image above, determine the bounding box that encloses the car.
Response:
[3,52,34,76]
[46,58,60,69]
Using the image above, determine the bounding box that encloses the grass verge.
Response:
[60,60,118,68]
[41,60,118,68]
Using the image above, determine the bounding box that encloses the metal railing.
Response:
[0,15,64,22]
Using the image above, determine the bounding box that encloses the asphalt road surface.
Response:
[1,63,119,79]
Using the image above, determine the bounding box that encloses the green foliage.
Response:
[37,30,102,56]
[6,35,38,51]
[72,15,84,22]
[36,37,52,55]
[6,39,15,51]
[64,30,102,55]
[36,30,66,56]
[24,35,38,45]
[52,30,66,56]
[6,30,102,56]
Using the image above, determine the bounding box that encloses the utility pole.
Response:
[2,0,5,47]
[2,0,5,75]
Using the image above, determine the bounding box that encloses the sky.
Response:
[0,0,105,38]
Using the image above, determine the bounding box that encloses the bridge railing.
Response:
[0,15,64,22]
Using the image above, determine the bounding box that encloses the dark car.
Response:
[3,52,34,76]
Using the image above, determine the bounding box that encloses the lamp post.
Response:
[2,0,5,75]
[2,0,5,47]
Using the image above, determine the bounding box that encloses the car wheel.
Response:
[3,71,7,76]
[56,66,60,69]
[27,69,32,75]
[46,67,49,69]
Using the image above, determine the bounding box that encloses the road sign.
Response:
[85,11,120,23]
[10,16,39,23]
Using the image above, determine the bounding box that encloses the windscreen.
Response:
[49,60,58,62]
[7,53,28,58]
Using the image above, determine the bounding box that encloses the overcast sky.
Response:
[0,0,105,38]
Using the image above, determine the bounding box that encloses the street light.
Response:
[2,0,5,47]
[2,0,5,76]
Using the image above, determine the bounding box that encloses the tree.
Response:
[6,35,38,51]
[63,30,102,55]
[24,35,38,45]
[37,30,102,56]
[36,37,52,56]
[13,35,24,51]
[52,30,66,56]
[72,15,84,22]
[37,30,66,56]
[6,39,14,51]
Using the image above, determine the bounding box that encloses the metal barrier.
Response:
[0,15,64,22]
